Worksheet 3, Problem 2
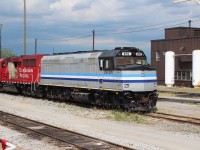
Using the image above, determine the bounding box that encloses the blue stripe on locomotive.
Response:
[41,76,156,83]
[41,72,157,83]
[41,72,156,78]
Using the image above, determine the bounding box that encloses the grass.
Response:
[56,103,146,123]
[158,86,200,93]
[58,103,67,108]
[158,92,176,97]
[110,110,146,124]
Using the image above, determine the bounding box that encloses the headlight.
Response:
[124,84,129,88]
[154,83,157,87]
[141,71,145,77]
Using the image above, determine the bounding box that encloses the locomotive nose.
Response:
[142,70,157,92]
[122,70,157,92]
[142,70,157,89]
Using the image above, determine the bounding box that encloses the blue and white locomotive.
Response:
[40,47,158,111]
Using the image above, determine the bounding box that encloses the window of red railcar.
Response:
[23,59,36,67]
[2,63,5,68]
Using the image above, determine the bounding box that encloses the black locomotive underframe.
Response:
[1,82,158,112]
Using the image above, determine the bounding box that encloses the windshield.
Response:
[115,57,147,67]
[135,58,148,65]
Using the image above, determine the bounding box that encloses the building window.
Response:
[194,30,200,37]
[175,71,192,81]
[156,51,160,61]
[163,51,166,56]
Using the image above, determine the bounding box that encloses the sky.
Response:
[0,0,199,63]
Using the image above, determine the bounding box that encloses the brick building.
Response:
[151,27,200,87]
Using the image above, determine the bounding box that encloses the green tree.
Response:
[1,48,16,58]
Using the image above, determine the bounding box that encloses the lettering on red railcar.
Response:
[19,68,34,79]
[19,68,33,73]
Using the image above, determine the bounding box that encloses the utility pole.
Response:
[0,24,2,58]
[92,30,95,51]
[174,0,192,2]
[35,38,37,54]
[24,0,26,55]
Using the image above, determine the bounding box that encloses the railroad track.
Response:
[158,97,200,104]
[0,111,133,150]
[147,112,200,126]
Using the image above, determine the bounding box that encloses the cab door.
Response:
[116,71,122,91]
[0,61,2,81]
[98,59,117,90]
[0,60,8,81]
[98,59,104,90]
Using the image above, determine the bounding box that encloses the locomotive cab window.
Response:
[105,60,109,69]
[99,59,103,70]
[115,56,147,68]
[99,59,114,70]
[115,57,134,67]
[135,58,148,65]
[104,59,114,70]
[1,63,5,68]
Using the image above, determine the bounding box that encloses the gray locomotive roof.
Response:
[42,47,143,63]
[98,50,120,58]
[42,50,120,62]
[42,51,102,63]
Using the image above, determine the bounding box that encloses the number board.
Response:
[122,52,132,56]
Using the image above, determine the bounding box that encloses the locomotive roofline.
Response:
[52,47,143,56]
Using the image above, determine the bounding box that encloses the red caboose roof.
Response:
[0,58,6,62]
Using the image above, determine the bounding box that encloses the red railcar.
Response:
[0,54,45,94]
[0,58,6,83]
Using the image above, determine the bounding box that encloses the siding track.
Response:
[0,111,133,150]
[147,112,200,126]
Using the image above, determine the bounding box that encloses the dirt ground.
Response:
[0,93,200,150]
[157,100,200,119]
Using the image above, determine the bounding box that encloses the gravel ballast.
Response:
[0,93,200,150]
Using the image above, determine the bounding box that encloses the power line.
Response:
[38,32,91,41]
[96,19,200,36]
[38,34,92,43]
[37,18,200,49]
[3,15,200,50]
[36,16,200,42]
[3,34,92,50]
[2,13,199,32]
[6,41,34,50]
[92,15,200,32]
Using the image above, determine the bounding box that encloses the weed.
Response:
[58,103,66,108]
[110,110,146,124]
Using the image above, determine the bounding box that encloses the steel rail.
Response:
[147,112,200,126]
